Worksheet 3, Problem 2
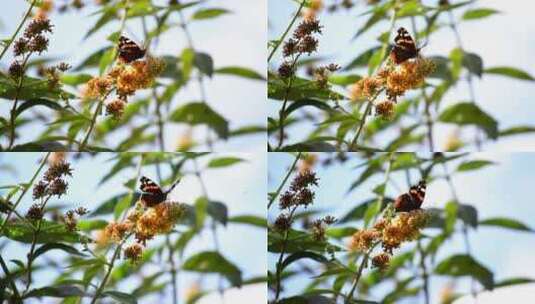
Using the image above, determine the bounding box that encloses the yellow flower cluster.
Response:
[302,0,323,21]
[349,209,429,270]
[81,56,165,119]
[35,0,53,20]
[349,57,435,119]
[380,209,428,252]
[298,153,318,173]
[95,200,186,263]
[349,228,380,252]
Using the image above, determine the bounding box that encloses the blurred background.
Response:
[268,0,535,151]
[0,152,267,303]
[268,152,535,304]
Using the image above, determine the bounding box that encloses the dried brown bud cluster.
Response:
[349,209,429,270]
[273,170,319,233]
[63,207,89,232]
[8,18,55,80]
[311,215,337,241]
[278,18,323,79]
[313,63,341,89]
[350,57,435,120]
[33,160,73,200]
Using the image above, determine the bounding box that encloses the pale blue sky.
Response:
[268,152,535,304]
[0,152,267,303]
[268,0,535,151]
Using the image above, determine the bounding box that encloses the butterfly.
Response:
[139,176,180,207]
[117,35,146,63]
[390,27,420,65]
[394,180,426,212]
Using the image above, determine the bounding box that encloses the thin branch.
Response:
[268,0,306,63]
[274,205,299,302]
[0,153,50,232]
[0,254,21,302]
[0,0,37,61]
[268,152,301,209]
[89,240,125,304]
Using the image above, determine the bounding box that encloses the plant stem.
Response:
[346,250,371,302]
[348,100,374,151]
[90,241,123,304]
[410,16,435,152]
[274,205,298,302]
[24,195,52,294]
[165,235,178,304]
[447,11,481,150]
[268,152,301,209]
[79,99,104,151]
[0,152,50,232]
[0,0,36,61]
[0,254,21,302]
[141,16,166,152]
[276,54,301,149]
[417,240,430,304]
[8,53,32,149]
[267,0,306,63]
[177,10,213,150]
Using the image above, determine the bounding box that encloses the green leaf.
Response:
[484,66,535,81]
[462,8,499,20]
[228,215,267,228]
[499,125,535,137]
[194,52,214,77]
[1,219,81,244]
[268,73,344,101]
[283,98,332,117]
[192,8,231,20]
[181,48,194,80]
[182,251,242,287]
[34,243,85,259]
[24,286,86,298]
[14,98,64,119]
[207,157,244,168]
[207,201,228,226]
[458,204,478,228]
[462,52,484,77]
[101,290,137,304]
[194,197,208,230]
[456,160,495,172]
[479,217,533,232]
[84,7,117,39]
[0,74,74,101]
[61,73,93,86]
[494,277,535,288]
[328,74,362,86]
[281,251,328,272]
[215,66,265,80]
[90,193,132,217]
[169,102,229,139]
[435,254,494,290]
[439,102,498,139]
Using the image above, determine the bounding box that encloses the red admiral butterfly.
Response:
[390,27,420,65]
[118,35,146,63]
[139,176,180,207]
[394,180,426,212]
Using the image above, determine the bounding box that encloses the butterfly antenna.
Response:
[166,178,181,194]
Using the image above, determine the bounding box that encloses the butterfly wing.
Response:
[390,27,418,64]
[118,36,146,63]
[139,176,166,207]
[394,180,426,212]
